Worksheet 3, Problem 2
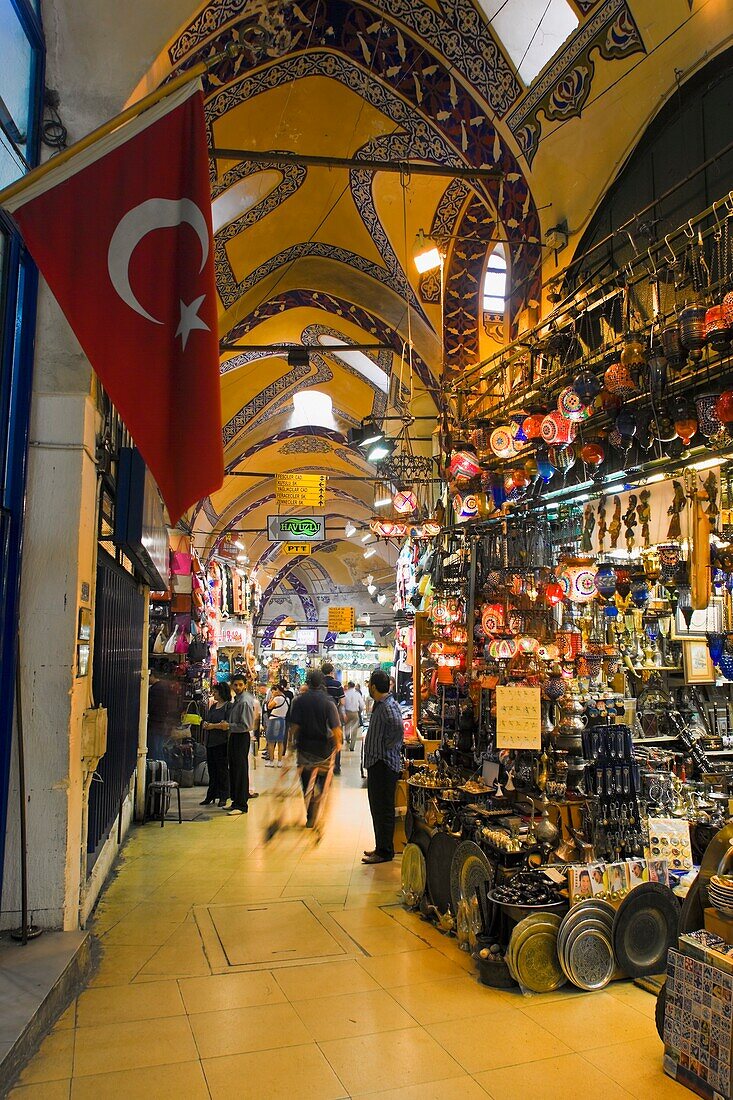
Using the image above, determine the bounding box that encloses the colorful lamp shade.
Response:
[448,450,482,482]
[490,426,514,458]
[369,519,408,538]
[488,638,518,660]
[393,489,418,514]
[558,560,597,603]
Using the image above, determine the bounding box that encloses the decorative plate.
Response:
[612,882,680,977]
[515,927,566,993]
[426,832,462,915]
[401,842,426,907]
[564,926,615,990]
[449,841,495,914]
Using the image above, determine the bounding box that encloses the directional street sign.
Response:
[267,515,325,542]
[283,543,312,555]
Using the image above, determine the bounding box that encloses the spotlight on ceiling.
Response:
[347,417,384,450]
[344,521,357,537]
[366,437,395,463]
[413,229,442,274]
[361,533,372,543]
[287,347,310,368]
[377,593,387,605]
[374,495,392,508]
[367,583,377,596]
[363,548,377,559]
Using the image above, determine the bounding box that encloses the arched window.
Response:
[483,244,507,316]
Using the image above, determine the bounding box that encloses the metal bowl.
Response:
[486,891,568,923]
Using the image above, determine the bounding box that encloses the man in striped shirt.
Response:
[362,668,404,865]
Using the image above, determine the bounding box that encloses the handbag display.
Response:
[164,626,180,654]
[170,549,192,575]
[171,574,193,594]
[175,630,190,655]
[153,627,167,653]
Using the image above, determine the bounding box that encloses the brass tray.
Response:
[401,842,426,908]
[514,926,566,993]
[563,925,615,990]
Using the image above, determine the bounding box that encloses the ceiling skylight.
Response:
[211,170,281,234]
[480,0,579,85]
[291,390,335,429]
[317,334,390,394]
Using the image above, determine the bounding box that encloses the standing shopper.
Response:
[362,669,404,864]
[223,674,255,815]
[265,681,289,766]
[201,681,231,807]
[289,670,343,828]
[343,681,363,751]
[321,661,345,775]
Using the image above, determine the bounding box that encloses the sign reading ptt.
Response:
[283,543,312,555]
[267,515,325,542]
[328,606,355,632]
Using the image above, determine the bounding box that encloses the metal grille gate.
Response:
[87,548,144,868]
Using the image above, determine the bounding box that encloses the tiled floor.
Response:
[10,748,686,1099]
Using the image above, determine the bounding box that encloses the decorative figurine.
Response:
[667,480,686,540]
[624,495,638,552]
[609,496,622,549]
[597,495,607,550]
[704,471,719,522]
[637,490,651,547]
[581,503,595,553]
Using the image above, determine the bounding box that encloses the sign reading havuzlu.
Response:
[267,515,325,542]
[328,606,355,632]
[495,685,541,750]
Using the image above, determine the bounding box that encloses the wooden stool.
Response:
[143,780,182,827]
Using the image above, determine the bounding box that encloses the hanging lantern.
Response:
[423,519,442,537]
[558,385,592,423]
[521,413,545,441]
[557,558,597,603]
[544,580,564,606]
[393,489,417,514]
[580,441,605,467]
[481,603,505,635]
[488,638,518,660]
[518,635,539,654]
[369,519,408,538]
[674,417,697,446]
[455,493,478,520]
[573,370,601,403]
[548,444,576,473]
[540,411,576,445]
[448,450,481,482]
[490,426,514,459]
[594,563,617,599]
[536,454,556,484]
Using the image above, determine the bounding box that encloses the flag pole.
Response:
[0,44,242,209]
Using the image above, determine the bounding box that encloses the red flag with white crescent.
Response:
[4,81,223,524]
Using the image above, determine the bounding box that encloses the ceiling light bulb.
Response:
[374,496,392,508]
[367,583,377,596]
[344,521,357,537]
[366,439,394,462]
[361,533,372,543]
[363,548,377,559]
[377,593,387,605]
[413,229,442,273]
[234,540,244,550]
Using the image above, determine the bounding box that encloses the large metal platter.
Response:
[449,841,494,914]
[508,914,562,982]
[698,822,733,910]
[563,924,615,991]
[559,916,613,966]
[515,926,566,993]
[401,843,426,907]
[612,882,680,978]
[557,902,615,961]
[426,831,463,915]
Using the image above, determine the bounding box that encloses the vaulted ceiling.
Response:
[83,0,727,616]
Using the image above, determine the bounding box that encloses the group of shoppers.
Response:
[149,660,405,860]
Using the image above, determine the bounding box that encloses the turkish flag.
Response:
[4,81,223,524]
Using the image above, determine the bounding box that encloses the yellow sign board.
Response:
[283,543,312,555]
[328,606,355,632]
[276,474,326,506]
[495,685,541,750]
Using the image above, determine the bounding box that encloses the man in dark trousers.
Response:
[321,661,345,775]
[362,668,404,864]
[222,673,255,815]
[289,669,343,827]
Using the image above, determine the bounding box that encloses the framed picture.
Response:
[683,640,715,684]
[78,607,92,642]
[672,597,724,640]
[76,643,90,678]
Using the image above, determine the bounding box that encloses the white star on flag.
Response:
[176,294,210,350]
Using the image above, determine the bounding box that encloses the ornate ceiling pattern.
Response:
[131,0,702,623]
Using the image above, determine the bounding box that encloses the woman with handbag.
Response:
[201,681,232,807]
[264,681,289,767]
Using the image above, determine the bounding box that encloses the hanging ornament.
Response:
[674,416,698,446]
[558,385,592,423]
[521,413,545,441]
[548,444,576,473]
[393,489,418,514]
[544,580,564,606]
[573,370,601,403]
[580,442,605,467]
[490,426,514,458]
[448,450,481,482]
[540,411,576,445]
[716,390,733,424]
